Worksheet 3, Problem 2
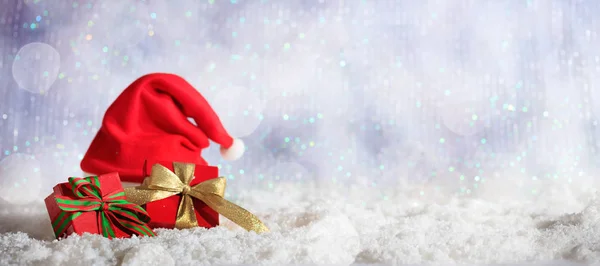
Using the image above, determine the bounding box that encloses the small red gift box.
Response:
[45,173,154,239]
[141,160,220,229]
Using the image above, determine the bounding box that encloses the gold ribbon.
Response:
[124,163,269,233]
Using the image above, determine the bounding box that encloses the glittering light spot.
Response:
[444,90,451,96]
[515,81,523,89]
[150,12,157,19]
[231,54,242,60]
[175,40,181,46]
[298,33,305,39]
[240,17,245,23]
[85,34,92,40]
[148,30,155,36]
[474,176,480,182]
[36,16,41,22]
[231,0,237,3]
[522,107,528,112]
[30,23,37,29]
[543,111,549,117]
[232,32,237,37]
[459,175,465,181]
[439,138,445,144]
[481,138,487,144]
[284,137,290,143]
[309,141,315,147]
[87,20,94,27]
[340,60,346,67]
[416,101,422,108]
[317,113,324,119]
[420,191,424,196]
[472,114,478,120]
[185,11,192,17]
[207,63,216,72]
[102,46,108,53]
[239,169,244,174]
[449,166,455,172]
[1,114,6,119]
[283,43,291,51]
[283,114,289,120]
[208,0,215,4]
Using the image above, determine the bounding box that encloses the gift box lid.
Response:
[143,160,219,184]
[51,172,123,198]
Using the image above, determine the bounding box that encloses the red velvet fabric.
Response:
[81,73,233,183]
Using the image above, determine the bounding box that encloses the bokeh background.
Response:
[1,0,600,204]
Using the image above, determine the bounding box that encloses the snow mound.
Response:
[0,181,598,265]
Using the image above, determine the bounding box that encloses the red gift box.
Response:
[141,160,220,229]
[45,173,127,238]
[45,173,154,239]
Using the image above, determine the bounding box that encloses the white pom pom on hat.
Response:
[220,138,245,161]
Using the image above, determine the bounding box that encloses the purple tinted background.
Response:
[1,0,599,198]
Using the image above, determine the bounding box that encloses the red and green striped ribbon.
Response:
[51,176,155,239]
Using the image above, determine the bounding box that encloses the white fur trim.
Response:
[220,138,245,160]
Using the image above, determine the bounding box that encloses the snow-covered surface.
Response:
[1,180,599,266]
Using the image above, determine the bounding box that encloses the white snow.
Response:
[0,179,599,266]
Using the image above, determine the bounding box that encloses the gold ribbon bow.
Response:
[124,163,269,233]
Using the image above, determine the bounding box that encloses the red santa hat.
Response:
[80,73,245,183]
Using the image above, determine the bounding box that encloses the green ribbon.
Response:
[51,176,155,239]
